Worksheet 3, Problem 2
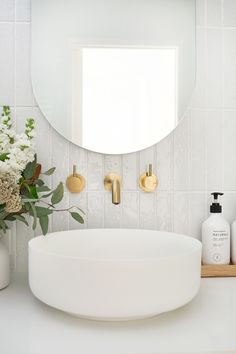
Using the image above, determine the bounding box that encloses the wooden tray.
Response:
[201,264,236,278]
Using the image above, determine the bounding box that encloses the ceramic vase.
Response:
[0,233,10,290]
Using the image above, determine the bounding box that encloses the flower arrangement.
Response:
[0,106,84,235]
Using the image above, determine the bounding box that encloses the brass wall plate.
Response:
[139,173,158,192]
[104,173,121,190]
[66,173,86,193]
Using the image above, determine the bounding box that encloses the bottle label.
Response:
[202,228,230,264]
[212,231,228,247]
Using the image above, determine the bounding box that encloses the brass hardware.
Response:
[66,165,85,193]
[104,173,121,205]
[139,163,158,192]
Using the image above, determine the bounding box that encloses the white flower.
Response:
[0,161,10,173]
[27,130,36,138]
[0,106,36,182]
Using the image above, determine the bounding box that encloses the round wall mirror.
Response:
[31,0,196,154]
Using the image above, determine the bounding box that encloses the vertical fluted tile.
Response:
[206,29,223,108]
[0,23,14,106]
[122,153,138,190]
[224,29,236,109]
[139,192,156,229]
[223,192,236,224]
[87,192,104,228]
[173,192,189,235]
[206,109,223,191]
[156,133,173,191]
[52,192,69,232]
[139,146,155,174]
[51,130,69,187]
[16,0,31,22]
[15,23,33,106]
[189,109,206,191]
[196,0,206,27]
[69,192,87,229]
[15,107,33,132]
[174,115,190,191]
[223,110,236,190]
[33,108,52,166]
[104,154,122,175]
[223,0,236,27]
[32,108,52,188]
[104,193,121,228]
[191,28,207,109]
[156,192,172,232]
[87,151,104,190]
[0,0,14,21]
[188,192,206,240]
[122,192,139,228]
[69,143,87,179]
[206,0,222,27]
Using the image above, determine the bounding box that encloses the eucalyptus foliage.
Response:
[0,106,84,235]
[0,154,84,235]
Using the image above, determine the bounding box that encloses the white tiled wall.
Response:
[1,0,236,272]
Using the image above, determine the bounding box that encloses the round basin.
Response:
[28,229,202,321]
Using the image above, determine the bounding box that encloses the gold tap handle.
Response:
[139,163,158,192]
[73,165,76,177]
[148,163,153,176]
[66,165,86,193]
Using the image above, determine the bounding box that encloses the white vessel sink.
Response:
[28,229,202,321]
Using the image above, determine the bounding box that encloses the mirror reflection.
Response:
[73,46,177,153]
[32,0,196,154]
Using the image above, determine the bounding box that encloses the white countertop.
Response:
[0,274,236,354]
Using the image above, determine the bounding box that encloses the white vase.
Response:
[0,233,10,290]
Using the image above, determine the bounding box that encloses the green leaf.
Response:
[0,220,7,233]
[24,202,31,212]
[43,167,56,176]
[21,182,31,195]
[51,182,64,205]
[5,216,15,221]
[40,190,54,199]
[22,198,39,203]
[39,215,49,235]
[0,211,8,220]
[29,206,53,218]
[39,215,49,236]
[12,215,29,226]
[35,179,44,186]
[5,214,29,226]
[0,153,9,161]
[22,183,39,200]
[70,212,84,224]
[28,185,39,199]
[29,202,37,230]
[36,186,51,193]
[0,204,5,211]
[23,154,37,179]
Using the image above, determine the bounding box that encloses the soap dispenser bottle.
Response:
[231,218,236,264]
[202,192,230,265]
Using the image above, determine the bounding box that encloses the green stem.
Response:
[39,200,84,214]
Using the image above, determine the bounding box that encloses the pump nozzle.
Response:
[210,192,224,213]
[211,192,224,200]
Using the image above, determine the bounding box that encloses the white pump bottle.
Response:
[202,192,230,265]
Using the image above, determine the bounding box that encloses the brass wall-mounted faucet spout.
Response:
[104,173,121,205]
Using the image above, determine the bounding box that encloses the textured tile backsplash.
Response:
[1,0,236,272]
